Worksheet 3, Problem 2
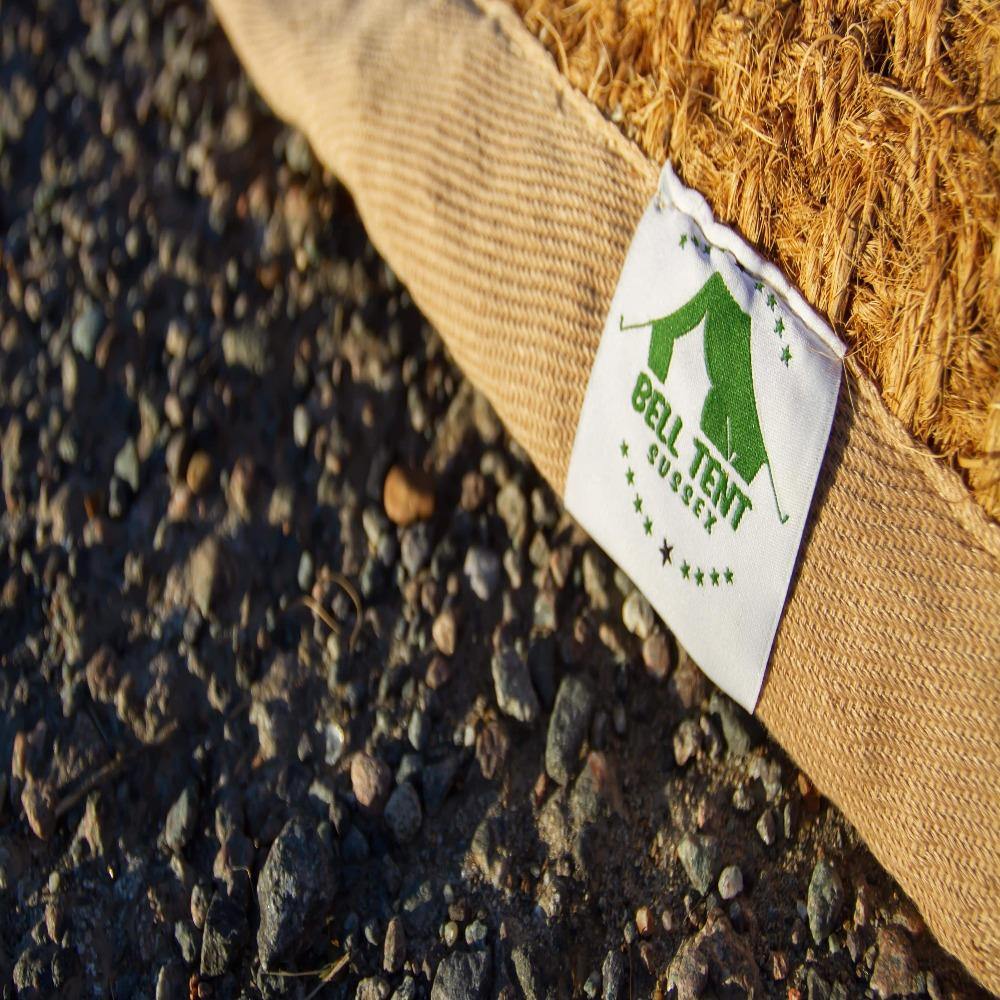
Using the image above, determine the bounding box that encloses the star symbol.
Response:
[754,281,764,293]
[620,440,629,457]
[679,234,688,248]
[633,494,643,513]
[710,568,720,586]
[694,568,705,586]
[724,568,734,584]
[767,292,777,310]
[659,538,673,565]
[643,516,653,536]
[626,467,635,486]
[774,317,785,335]
[680,561,690,579]
[781,345,792,367]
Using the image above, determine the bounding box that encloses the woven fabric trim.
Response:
[211,0,1000,988]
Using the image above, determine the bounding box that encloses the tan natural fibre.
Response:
[511,0,1000,522]
[211,0,1000,989]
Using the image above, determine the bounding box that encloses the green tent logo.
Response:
[620,272,788,523]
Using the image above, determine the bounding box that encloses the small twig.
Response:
[294,573,363,652]
[328,572,363,651]
[54,721,180,820]
[263,951,350,997]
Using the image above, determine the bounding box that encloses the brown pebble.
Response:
[475,719,510,781]
[532,771,548,807]
[642,631,673,682]
[771,951,789,980]
[383,915,406,974]
[431,608,457,656]
[45,900,64,943]
[22,777,56,840]
[426,655,453,690]
[383,464,435,526]
[670,654,707,709]
[185,450,213,495]
[350,752,392,814]
[797,772,820,813]
[636,905,654,937]
[638,940,658,974]
[460,470,486,511]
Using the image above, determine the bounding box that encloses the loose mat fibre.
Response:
[211,0,1000,989]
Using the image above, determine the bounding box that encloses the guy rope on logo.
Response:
[619,271,789,530]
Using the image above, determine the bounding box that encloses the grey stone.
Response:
[870,926,921,998]
[752,756,783,801]
[470,815,508,889]
[667,911,762,1000]
[808,858,846,944]
[174,920,200,963]
[545,675,594,785]
[384,783,422,843]
[383,916,406,974]
[391,977,418,1000]
[188,535,225,618]
[114,438,140,492]
[401,524,432,577]
[677,834,721,895]
[256,817,336,969]
[464,919,487,946]
[356,977,391,1000]
[673,718,702,766]
[200,892,247,976]
[756,809,778,846]
[464,547,500,601]
[511,943,545,1000]
[164,786,198,853]
[602,949,627,1000]
[496,481,528,548]
[491,647,540,724]
[718,865,744,899]
[708,692,762,756]
[400,878,440,937]
[222,327,272,374]
[421,754,462,816]
[72,301,103,360]
[431,950,492,1000]
[407,708,431,751]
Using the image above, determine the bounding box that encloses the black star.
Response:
[626,467,635,486]
[659,538,673,565]
[620,440,629,457]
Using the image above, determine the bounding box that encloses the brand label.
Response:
[565,164,844,710]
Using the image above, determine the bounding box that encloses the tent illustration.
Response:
[620,272,788,523]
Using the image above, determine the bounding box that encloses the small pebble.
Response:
[621,590,655,640]
[383,465,435,525]
[718,865,743,899]
[384,783,422,843]
[351,753,392,814]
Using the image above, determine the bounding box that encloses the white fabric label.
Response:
[565,164,845,711]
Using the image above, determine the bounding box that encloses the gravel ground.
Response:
[0,1,990,998]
